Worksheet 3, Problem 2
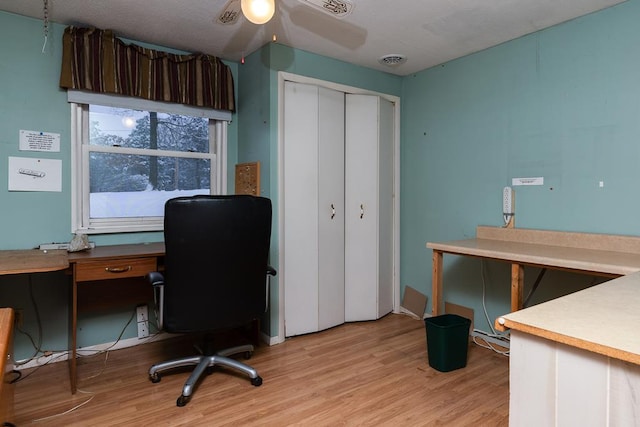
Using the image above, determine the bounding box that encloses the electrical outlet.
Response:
[136,305,148,323]
[471,330,510,350]
[137,321,149,338]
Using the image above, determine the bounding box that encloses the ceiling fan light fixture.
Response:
[218,0,242,25]
[378,54,407,67]
[241,0,276,24]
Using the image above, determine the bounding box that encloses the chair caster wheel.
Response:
[244,351,253,360]
[251,376,263,386]
[150,373,161,383]
[177,395,190,407]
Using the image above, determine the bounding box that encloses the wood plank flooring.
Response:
[12,314,509,426]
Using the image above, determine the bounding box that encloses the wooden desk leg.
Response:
[68,271,78,394]
[511,263,524,312]
[432,251,443,316]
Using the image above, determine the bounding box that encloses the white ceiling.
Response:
[0,0,626,76]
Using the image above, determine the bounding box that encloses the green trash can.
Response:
[424,314,471,372]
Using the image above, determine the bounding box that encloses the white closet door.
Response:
[344,94,394,321]
[283,82,345,336]
[317,87,345,331]
[284,81,319,336]
[376,97,394,317]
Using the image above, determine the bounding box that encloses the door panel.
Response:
[283,82,345,336]
[377,97,394,317]
[344,94,394,321]
[283,81,320,336]
[317,87,345,331]
[345,94,379,321]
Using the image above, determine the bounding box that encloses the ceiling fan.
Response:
[217,0,364,61]
[217,0,354,26]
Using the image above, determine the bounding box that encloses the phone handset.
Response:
[503,186,515,227]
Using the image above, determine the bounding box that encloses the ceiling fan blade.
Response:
[221,19,264,57]
[288,2,366,50]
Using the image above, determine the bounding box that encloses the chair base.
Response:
[149,344,262,407]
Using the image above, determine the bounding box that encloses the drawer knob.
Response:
[105,266,132,273]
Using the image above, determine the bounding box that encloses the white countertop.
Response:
[497,271,640,365]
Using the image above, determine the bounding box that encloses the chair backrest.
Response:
[162,195,272,333]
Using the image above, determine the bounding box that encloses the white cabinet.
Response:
[510,330,640,426]
[283,81,394,336]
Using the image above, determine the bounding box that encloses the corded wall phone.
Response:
[503,186,514,226]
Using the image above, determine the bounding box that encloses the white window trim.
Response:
[70,92,228,234]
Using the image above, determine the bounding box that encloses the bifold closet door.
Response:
[344,94,394,321]
[283,81,345,337]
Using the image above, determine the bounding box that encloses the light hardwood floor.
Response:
[12,314,509,426]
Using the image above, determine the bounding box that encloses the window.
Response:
[70,92,229,234]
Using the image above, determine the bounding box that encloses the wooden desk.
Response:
[0,249,68,275]
[427,226,640,316]
[0,243,164,395]
[0,250,66,421]
[0,308,15,426]
[67,242,164,393]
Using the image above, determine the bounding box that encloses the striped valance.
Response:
[59,26,235,112]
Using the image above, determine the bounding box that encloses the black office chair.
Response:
[146,195,276,407]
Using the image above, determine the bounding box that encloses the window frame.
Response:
[70,91,229,234]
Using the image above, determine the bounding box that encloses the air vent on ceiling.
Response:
[299,0,354,18]
[378,54,407,67]
[218,0,241,25]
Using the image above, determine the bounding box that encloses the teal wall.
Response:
[401,0,638,331]
[2,0,639,359]
[0,14,70,250]
[0,12,239,360]
[236,47,275,333]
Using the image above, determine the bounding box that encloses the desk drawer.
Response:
[74,257,157,282]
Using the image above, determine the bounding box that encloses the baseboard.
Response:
[260,331,283,346]
[16,330,283,370]
[15,332,174,370]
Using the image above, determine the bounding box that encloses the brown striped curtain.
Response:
[59,26,235,112]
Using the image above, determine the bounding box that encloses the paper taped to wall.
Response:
[19,129,61,152]
[8,156,62,192]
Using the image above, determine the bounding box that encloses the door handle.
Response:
[331,204,336,219]
[360,204,364,219]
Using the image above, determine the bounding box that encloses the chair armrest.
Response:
[146,271,165,287]
[146,271,165,330]
[264,266,277,313]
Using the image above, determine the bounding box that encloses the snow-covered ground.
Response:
[90,189,208,218]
